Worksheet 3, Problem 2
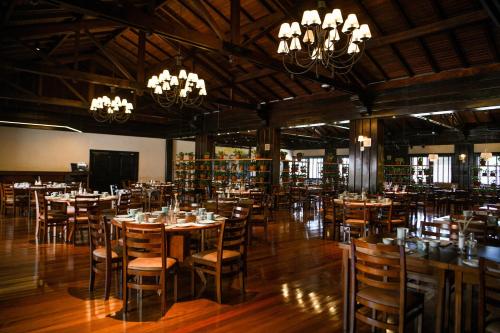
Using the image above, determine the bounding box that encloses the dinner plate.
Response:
[116,214,130,218]
[198,220,218,224]
[462,258,479,267]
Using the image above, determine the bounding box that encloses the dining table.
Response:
[111,214,224,263]
[339,235,500,333]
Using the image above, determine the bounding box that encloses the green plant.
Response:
[280,151,287,160]
[417,157,423,166]
[296,152,303,161]
[217,150,225,159]
[177,152,184,160]
[233,149,243,158]
[203,151,211,159]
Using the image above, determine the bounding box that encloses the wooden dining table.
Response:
[339,236,500,333]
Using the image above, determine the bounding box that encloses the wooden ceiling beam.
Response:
[367,10,489,49]
[186,0,225,41]
[231,0,240,45]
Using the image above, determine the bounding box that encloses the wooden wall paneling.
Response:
[194,134,215,160]
[453,143,474,189]
[166,139,173,181]
[256,127,280,186]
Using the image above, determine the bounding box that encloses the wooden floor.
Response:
[0,211,356,332]
[0,209,431,332]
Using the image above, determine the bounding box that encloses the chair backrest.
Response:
[2,184,14,199]
[203,200,217,212]
[88,213,112,260]
[117,191,131,214]
[351,239,406,332]
[34,190,48,221]
[421,220,459,240]
[217,217,248,263]
[479,258,500,333]
[217,201,235,217]
[392,200,409,224]
[232,206,250,219]
[123,222,165,260]
[343,200,368,223]
[378,202,393,223]
[129,188,144,209]
[75,195,100,216]
[450,214,488,242]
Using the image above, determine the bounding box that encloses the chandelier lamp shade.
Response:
[428,154,439,162]
[89,95,133,123]
[147,68,207,108]
[276,1,371,77]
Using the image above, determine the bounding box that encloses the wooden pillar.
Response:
[195,134,215,160]
[453,143,473,189]
[348,119,384,193]
[165,139,173,182]
[256,127,280,186]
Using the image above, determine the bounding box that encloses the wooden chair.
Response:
[116,191,131,215]
[71,195,100,244]
[122,222,178,314]
[421,220,459,240]
[1,184,15,216]
[375,202,393,234]
[479,257,500,333]
[322,196,342,240]
[450,214,488,243]
[390,200,410,231]
[129,188,144,210]
[88,214,121,300]
[191,216,248,303]
[248,195,271,244]
[343,200,369,238]
[350,239,424,333]
[202,200,217,212]
[217,200,235,218]
[35,190,68,243]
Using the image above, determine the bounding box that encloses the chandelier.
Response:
[147,57,207,108]
[276,1,371,77]
[89,95,133,123]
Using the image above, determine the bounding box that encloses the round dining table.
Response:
[45,194,118,204]
[333,198,392,207]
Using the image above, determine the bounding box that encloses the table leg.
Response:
[342,249,349,333]
[465,284,472,332]
[454,271,463,333]
[435,269,445,333]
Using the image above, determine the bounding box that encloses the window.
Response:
[410,155,452,183]
[307,157,323,179]
[477,154,500,186]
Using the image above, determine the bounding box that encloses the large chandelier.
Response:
[276,1,371,77]
[147,57,207,108]
[89,95,133,123]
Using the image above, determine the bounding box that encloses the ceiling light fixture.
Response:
[0,120,82,133]
[475,105,500,111]
[277,0,371,77]
[147,55,206,108]
[428,153,439,162]
[89,94,133,123]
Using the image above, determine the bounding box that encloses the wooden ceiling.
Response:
[0,0,499,145]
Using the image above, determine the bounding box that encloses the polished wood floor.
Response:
[0,209,432,332]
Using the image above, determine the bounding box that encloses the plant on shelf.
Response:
[296,152,303,161]
[238,163,244,172]
[325,153,335,163]
[490,171,496,177]
[177,152,184,160]
[254,149,261,159]
[220,161,227,171]
[280,151,287,160]
[233,149,243,159]
[480,158,487,166]
[423,168,431,176]
[259,162,267,171]
[203,151,211,159]
[187,152,194,160]
[213,160,220,170]
[472,176,480,187]
[417,157,423,166]
[217,150,225,159]
[248,161,257,171]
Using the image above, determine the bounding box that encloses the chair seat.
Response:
[128,257,176,271]
[192,249,240,263]
[93,247,119,259]
[357,286,423,310]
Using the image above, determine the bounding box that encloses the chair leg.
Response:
[104,263,111,300]
[161,272,167,315]
[173,270,178,302]
[89,264,96,292]
[216,272,222,304]
[123,271,128,313]
[191,267,196,297]
[239,270,245,295]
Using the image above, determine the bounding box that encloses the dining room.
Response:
[1,0,500,332]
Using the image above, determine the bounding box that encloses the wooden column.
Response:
[195,134,215,160]
[165,139,173,182]
[256,127,280,186]
[348,119,384,193]
[452,143,473,189]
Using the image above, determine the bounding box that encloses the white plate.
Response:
[198,220,218,224]
[462,258,479,267]
[116,214,130,218]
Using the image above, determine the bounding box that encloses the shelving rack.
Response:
[383,163,434,187]
[322,161,349,190]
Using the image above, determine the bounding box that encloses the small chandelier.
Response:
[89,95,133,123]
[428,154,439,162]
[276,1,371,77]
[147,56,207,108]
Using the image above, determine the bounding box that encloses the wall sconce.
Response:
[459,154,466,163]
[358,135,371,151]
[428,153,439,162]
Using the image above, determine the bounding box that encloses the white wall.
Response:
[0,126,166,181]
[408,145,455,154]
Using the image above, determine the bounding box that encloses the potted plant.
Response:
[253,149,261,159]
[233,149,242,159]
[482,169,488,177]
[249,161,257,171]
[217,150,225,159]
[239,163,244,172]
[480,158,487,166]
[490,171,496,177]
[177,152,184,160]
[296,152,303,161]
[213,160,219,170]
[187,152,194,160]
[203,151,211,159]
[325,153,334,163]
[259,163,267,171]
[417,157,423,166]
[280,151,287,160]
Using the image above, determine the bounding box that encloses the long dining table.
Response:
[339,235,500,333]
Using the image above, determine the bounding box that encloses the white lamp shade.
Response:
[290,22,301,36]
[342,13,359,33]
[329,28,340,41]
[125,109,131,114]
[150,76,159,86]
[196,79,205,89]
[162,69,171,81]
[289,37,301,51]
[147,78,154,88]
[154,86,162,94]
[480,152,493,160]
[278,23,292,39]
[303,30,315,44]
[347,42,360,54]
[126,103,133,110]
[357,135,364,142]
[179,89,187,98]
[170,76,179,86]
[121,98,128,107]
[324,38,334,51]
[428,154,439,162]
[107,107,113,114]
[179,69,187,80]
[311,47,322,60]
[301,10,311,26]
[359,24,372,40]
[309,10,321,25]
[332,9,343,25]
[162,81,170,90]
[199,88,207,96]
[159,72,165,81]
[277,40,289,54]
[351,28,361,44]
[322,13,335,29]
[187,72,198,82]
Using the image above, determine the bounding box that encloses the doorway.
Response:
[89,150,139,191]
